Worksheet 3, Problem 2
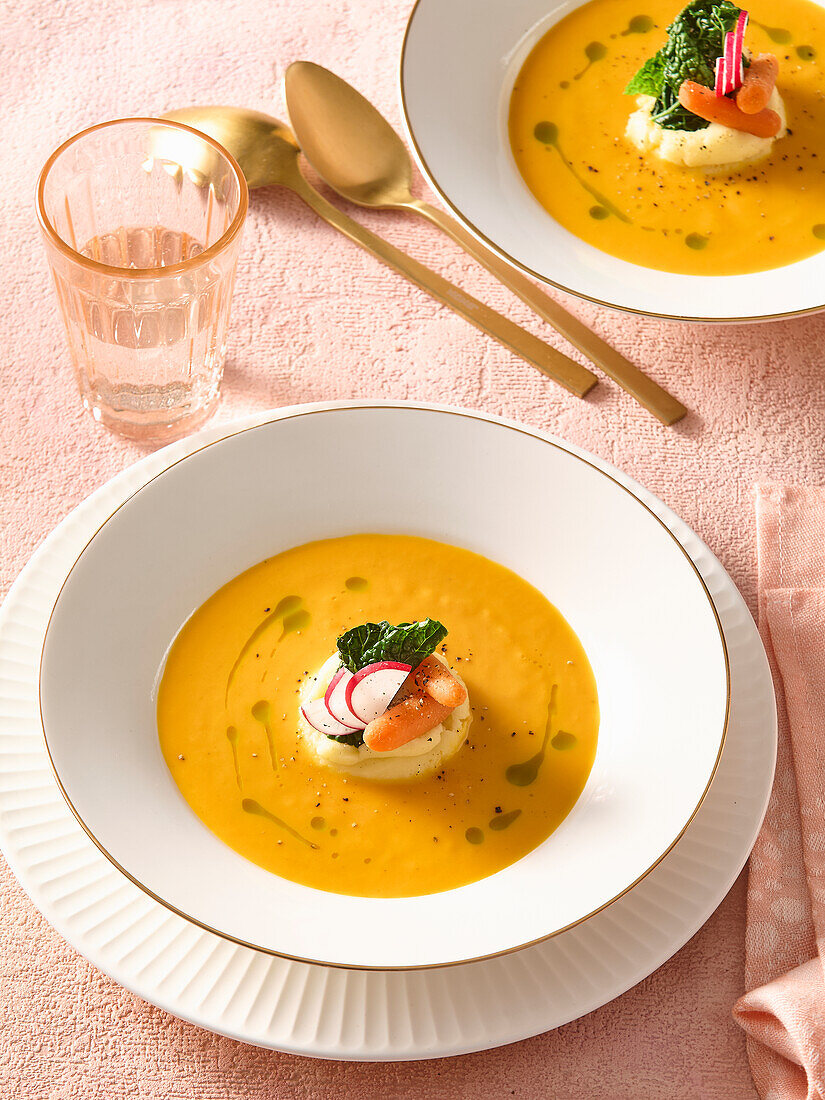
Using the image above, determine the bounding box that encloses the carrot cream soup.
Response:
[509,0,825,275]
[157,534,599,899]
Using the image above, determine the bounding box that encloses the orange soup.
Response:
[157,535,599,898]
[509,0,825,274]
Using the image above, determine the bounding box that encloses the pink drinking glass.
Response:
[37,117,248,443]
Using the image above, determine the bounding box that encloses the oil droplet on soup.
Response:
[226,726,242,789]
[621,14,654,35]
[506,686,557,787]
[251,700,278,769]
[685,233,709,251]
[489,809,522,831]
[224,594,304,703]
[278,608,311,642]
[752,20,792,44]
[551,730,578,750]
[533,121,630,223]
[575,40,608,80]
[345,576,369,591]
[241,798,318,849]
[157,535,599,898]
[509,0,825,275]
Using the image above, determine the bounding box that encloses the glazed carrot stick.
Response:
[678,80,781,137]
[363,692,453,752]
[736,54,779,114]
[412,655,468,708]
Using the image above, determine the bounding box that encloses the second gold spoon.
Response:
[161,106,595,398]
[285,61,687,426]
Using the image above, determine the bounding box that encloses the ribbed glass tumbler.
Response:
[37,118,248,443]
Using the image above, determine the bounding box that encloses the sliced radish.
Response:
[714,55,727,97]
[346,661,412,725]
[724,31,736,94]
[733,11,749,87]
[324,668,365,730]
[301,697,359,738]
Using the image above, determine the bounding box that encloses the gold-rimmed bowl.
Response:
[400,0,825,322]
[39,404,728,970]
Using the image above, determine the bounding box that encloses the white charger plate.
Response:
[38,404,728,969]
[400,0,825,322]
[0,402,776,1058]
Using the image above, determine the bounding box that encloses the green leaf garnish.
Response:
[625,53,667,96]
[336,619,448,675]
[625,1,745,130]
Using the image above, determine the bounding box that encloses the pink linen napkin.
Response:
[733,486,825,1100]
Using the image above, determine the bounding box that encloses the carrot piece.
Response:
[363,692,453,752]
[412,655,468,708]
[736,54,779,114]
[678,80,781,138]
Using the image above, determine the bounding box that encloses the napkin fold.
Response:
[733,487,825,1100]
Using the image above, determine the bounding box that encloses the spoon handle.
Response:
[412,200,687,426]
[289,173,597,398]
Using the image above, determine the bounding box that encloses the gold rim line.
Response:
[35,117,249,280]
[38,402,731,973]
[397,1,825,326]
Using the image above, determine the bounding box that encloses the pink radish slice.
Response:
[345,661,412,724]
[733,11,748,87]
[324,668,365,730]
[714,55,727,97]
[724,31,736,94]
[301,697,359,738]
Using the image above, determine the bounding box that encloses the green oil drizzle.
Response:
[345,576,369,591]
[574,41,608,80]
[506,684,557,787]
[534,122,630,223]
[814,225,825,240]
[242,798,318,848]
[225,595,303,703]
[752,20,792,44]
[269,607,312,658]
[621,15,654,35]
[797,45,817,61]
[685,233,708,250]
[589,205,610,220]
[560,80,570,89]
[465,827,485,845]
[311,816,326,830]
[489,809,522,832]
[226,725,242,789]
[251,700,277,769]
[551,730,578,751]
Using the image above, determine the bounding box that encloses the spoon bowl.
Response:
[285,64,415,209]
[162,107,303,189]
[284,62,686,425]
[159,106,596,397]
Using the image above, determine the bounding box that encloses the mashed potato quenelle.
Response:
[509,0,825,275]
[299,651,472,781]
[626,86,786,169]
[157,534,599,898]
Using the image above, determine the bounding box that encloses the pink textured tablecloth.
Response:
[2,1,825,1096]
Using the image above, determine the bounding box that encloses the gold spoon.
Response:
[160,108,597,398]
[284,62,687,427]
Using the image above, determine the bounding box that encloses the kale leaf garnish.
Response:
[625,1,745,130]
[326,618,448,747]
[336,618,448,675]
